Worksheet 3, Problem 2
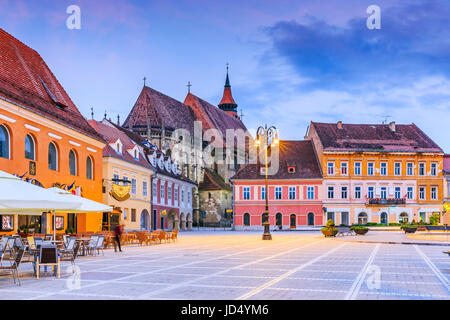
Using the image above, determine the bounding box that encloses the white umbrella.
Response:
[47,187,113,240]
[0,170,81,212]
[47,188,113,213]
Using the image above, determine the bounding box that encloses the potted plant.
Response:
[351,225,369,235]
[401,224,418,233]
[18,225,29,237]
[321,219,338,237]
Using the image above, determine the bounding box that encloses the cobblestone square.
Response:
[0,232,448,300]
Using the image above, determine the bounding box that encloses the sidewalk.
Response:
[336,231,450,247]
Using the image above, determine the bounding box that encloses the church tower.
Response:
[218,66,239,119]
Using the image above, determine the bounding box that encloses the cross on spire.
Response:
[90,107,94,120]
[187,81,192,93]
[143,76,147,87]
[239,109,245,120]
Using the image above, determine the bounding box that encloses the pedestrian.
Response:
[114,223,123,252]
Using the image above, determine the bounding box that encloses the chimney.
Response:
[337,121,343,129]
[389,121,396,132]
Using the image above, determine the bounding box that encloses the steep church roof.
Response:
[184,92,246,136]
[122,86,197,135]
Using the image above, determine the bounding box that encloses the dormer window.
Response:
[288,166,296,174]
[113,139,123,154]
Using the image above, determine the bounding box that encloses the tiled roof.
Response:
[311,122,443,153]
[444,155,450,174]
[199,168,232,191]
[184,93,247,146]
[122,86,196,134]
[0,29,104,142]
[89,119,154,170]
[230,140,322,180]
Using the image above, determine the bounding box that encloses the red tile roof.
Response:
[444,154,450,174]
[311,122,443,153]
[199,168,232,191]
[122,86,196,134]
[231,140,322,180]
[89,119,154,170]
[219,87,237,106]
[0,29,103,142]
[184,93,247,146]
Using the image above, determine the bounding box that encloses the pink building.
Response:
[231,140,323,230]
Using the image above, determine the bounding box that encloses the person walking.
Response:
[114,223,123,252]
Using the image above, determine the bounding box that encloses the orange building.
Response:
[307,121,444,225]
[0,29,106,234]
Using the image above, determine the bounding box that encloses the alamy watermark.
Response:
[66,5,81,30]
[367,5,381,30]
[170,121,280,175]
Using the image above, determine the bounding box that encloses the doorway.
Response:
[358,212,368,225]
[140,209,150,230]
[290,214,296,229]
[276,213,282,229]
[307,213,315,226]
[380,212,388,225]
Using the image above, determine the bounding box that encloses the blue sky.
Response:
[1,0,449,151]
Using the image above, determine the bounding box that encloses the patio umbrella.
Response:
[47,187,113,239]
[47,188,113,213]
[0,170,81,213]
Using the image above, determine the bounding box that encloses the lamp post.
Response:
[255,125,279,240]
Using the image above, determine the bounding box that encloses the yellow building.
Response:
[89,119,154,231]
[307,121,444,225]
[444,155,450,225]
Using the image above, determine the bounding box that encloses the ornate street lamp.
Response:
[255,125,279,240]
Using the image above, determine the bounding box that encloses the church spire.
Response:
[218,64,238,118]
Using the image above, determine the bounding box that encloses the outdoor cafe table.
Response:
[76,238,91,256]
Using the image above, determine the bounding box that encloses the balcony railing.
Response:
[367,198,406,205]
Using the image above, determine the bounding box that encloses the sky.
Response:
[1,0,449,151]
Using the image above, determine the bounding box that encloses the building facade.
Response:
[122,69,249,226]
[89,119,154,232]
[231,140,323,230]
[444,155,450,225]
[0,29,106,235]
[307,121,444,225]
[148,149,196,231]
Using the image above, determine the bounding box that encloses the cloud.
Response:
[237,0,450,151]
[263,0,450,89]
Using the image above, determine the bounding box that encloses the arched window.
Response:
[69,149,77,175]
[276,213,282,226]
[86,156,93,180]
[262,213,268,225]
[399,212,408,223]
[48,143,58,171]
[25,134,35,160]
[243,213,250,226]
[358,212,368,225]
[0,125,10,159]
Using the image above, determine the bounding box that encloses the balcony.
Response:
[367,198,406,205]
